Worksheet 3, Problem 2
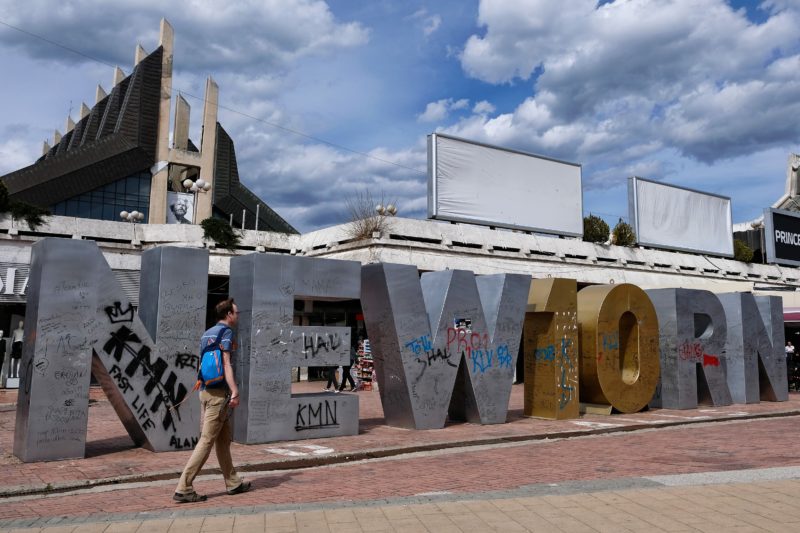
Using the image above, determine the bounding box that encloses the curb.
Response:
[3,408,799,499]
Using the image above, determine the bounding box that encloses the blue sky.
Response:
[1,0,800,233]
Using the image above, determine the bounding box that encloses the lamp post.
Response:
[751,220,765,264]
[181,178,211,224]
[120,210,144,245]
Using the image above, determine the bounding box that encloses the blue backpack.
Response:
[196,325,230,389]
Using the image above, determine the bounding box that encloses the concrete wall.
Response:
[1,214,798,303]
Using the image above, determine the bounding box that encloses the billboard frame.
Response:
[628,176,734,258]
[428,133,583,237]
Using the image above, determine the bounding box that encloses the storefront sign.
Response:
[764,207,800,266]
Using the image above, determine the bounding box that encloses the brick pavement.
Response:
[1,394,799,527]
[2,384,800,497]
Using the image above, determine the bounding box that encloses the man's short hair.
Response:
[215,298,236,320]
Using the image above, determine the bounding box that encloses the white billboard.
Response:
[628,177,733,257]
[427,134,583,236]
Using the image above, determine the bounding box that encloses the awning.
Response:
[785,307,800,323]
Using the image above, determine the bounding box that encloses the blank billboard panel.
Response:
[628,177,733,257]
[428,134,583,236]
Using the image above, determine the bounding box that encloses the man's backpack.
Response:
[196,325,231,389]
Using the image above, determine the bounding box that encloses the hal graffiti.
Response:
[102,325,187,431]
[302,332,342,358]
[295,399,339,431]
[406,335,459,381]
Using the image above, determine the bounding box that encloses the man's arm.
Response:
[223,350,240,408]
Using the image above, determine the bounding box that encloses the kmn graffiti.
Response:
[295,399,339,431]
[102,325,187,431]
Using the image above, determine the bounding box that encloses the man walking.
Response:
[173,298,251,503]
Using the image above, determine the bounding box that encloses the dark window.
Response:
[51,170,153,222]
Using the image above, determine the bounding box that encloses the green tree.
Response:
[733,239,754,263]
[0,181,50,230]
[583,214,610,243]
[201,217,241,251]
[612,219,636,247]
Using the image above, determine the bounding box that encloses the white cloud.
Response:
[418,98,470,122]
[411,8,442,37]
[452,0,800,186]
[0,136,38,176]
[472,100,495,114]
[0,0,369,72]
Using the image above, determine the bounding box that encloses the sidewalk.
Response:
[1,384,799,498]
[5,470,800,532]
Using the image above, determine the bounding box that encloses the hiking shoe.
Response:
[173,492,207,503]
[227,481,252,495]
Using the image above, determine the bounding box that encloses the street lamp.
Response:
[182,178,211,193]
[375,204,398,216]
[119,210,144,222]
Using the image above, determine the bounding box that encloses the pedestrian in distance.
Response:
[173,298,251,503]
[338,339,359,393]
[323,365,339,392]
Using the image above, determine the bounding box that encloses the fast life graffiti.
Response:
[229,253,359,443]
[14,239,206,462]
[13,239,789,462]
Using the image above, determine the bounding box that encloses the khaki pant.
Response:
[176,388,242,494]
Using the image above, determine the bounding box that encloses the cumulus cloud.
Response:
[236,130,428,230]
[451,0,800,196]
[472,100,495,115]
[0,0,369,72]
[418,98,470,122]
